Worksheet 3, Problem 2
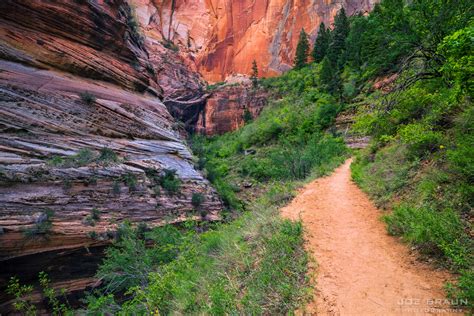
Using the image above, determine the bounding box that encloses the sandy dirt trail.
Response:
[281,159,458,315]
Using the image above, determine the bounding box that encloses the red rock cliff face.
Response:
[131,0,377,82]
[196,84,268,135]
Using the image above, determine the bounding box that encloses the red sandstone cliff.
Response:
[131,0,377,82]
[197,83,268,135]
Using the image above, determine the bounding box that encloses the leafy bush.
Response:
[6,277,36,315]
[191,192,205,209]
[122,173,138,192]
[159,169,181,194]
[23,209,54,238]
[87,188,309,314]
[98,147,119,165]
[47,147,118,168]
[79,92,96,105]
[7,272,72,315]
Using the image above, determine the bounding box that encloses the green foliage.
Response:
[327,8,350,68]
[7,273,72,316]
[91,208,101,221]
[87,186,310,314]
[48,147,118,168]
[437,24,474,96]
[122,173,138,192]
[319,57,341,94]
[250,59,259,87]
[159,169,181,194]
[191,192,205,209]
[23,209,54,239]
[84,208,101,226]
[79,92,96,105]
[294,29,310,69]
[446,270,474,310]
[39,272,71,315]
[384,204,471,268]
[98,147,119,165]
[242,108,253,123]
[87,231,98,239]
[348,4,473,305]
[112,180,121,195]
[6,276,36,316]
[206,81,226,91]
[96,223,186,294]
[312,22,330,63]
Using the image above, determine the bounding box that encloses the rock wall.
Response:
[196,84,269,135]
[130,0,377,82]
[0,0,221,309]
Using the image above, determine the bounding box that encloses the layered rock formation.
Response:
[0,60,221,259]
[0,0,221,310]
[196,84,268,135]
[130,0,377,82]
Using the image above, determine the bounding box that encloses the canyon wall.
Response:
[196,84,269,135]
[0,0,221,309]
[131,0,377,82]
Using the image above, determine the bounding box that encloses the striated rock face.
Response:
[0,60,221,260]
[196,84,269,135]
[0,0,222,309]
[0,0,160,95]
[130,0,377,82]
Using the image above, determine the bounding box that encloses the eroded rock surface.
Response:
[0,0,222,310]
[0,60,221,259]
[130,0,377,82]
[196,84,268,135]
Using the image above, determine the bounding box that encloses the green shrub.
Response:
[384,204,471,269]
[6,277,36,315]
[191,193,205,209]
[23,209,54,238]
[91,208,101,221]
[446,269,474,310]
[98,147,119,165]
[159,169,181,194]
[122,173,138,192]
[112,180,121,195]
[88,191,310,314]
[79,92,96,105]
[47,148,95,168]
[243,108,253,123]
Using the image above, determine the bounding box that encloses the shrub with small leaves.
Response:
[91,208,101,221]
[79,92,96,105]
[39,272,71,315]
[122,173,138,192]
[112,180,121,195]
[192,193,205,209]
[6,276,36,315]
[98,147,119,165]
[88,231,98,239]
[24,209,54,239]
[159,169,181,194]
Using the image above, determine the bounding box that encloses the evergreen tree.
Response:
[250,60,259,88]
[294,29,310,69]
[319,56,341,95]
[327,7,350,67]
[311,22,330,63]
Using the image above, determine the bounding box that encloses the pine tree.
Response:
[294,29,310,69]
[319,57,334,90]
[327,7,350,67]
[319,56,342,95]
[250,60,259,88]
[311,22,330,63]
